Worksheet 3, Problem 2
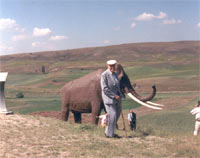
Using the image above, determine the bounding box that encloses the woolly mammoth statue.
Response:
[61,64,163,124]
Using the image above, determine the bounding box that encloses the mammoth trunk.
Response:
[128,86,156,102]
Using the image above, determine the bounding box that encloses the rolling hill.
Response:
[1,41,199,73]
[0,40,199,114]
[0,41,200,157]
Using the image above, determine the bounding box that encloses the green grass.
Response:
[6,95,141,114]
[5,61,199,118]
[6,96,61,114]
[6,68,92,89]
[138,97,199,136]
[6,73,48,86]
[3,58,200,138]
[121,98,141,110]
[125,64,199,80]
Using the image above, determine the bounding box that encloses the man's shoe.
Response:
[105,134,111,138]
[105,133,121,138]
[113,134,121,138]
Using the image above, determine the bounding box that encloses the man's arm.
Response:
[115,73,125,99]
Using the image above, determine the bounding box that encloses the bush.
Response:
[16,92,24,98]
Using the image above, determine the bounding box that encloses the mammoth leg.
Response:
[72,111,82,123]
[91,102,102,125]
[61,104,70,121]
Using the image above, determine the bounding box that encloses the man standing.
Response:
[101,60,122,138]
[128,109,136,131]
[190,100,200,136]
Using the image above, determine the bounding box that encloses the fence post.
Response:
[0,72,13,114]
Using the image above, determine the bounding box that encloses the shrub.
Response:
[16,92,24,98]
[41,65,46,74]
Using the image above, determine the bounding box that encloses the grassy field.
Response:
[4,58,199,113]
[4,62,199,134]
[1,41,200,157]
[139,97,199,136]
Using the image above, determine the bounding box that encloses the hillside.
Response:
[1,40,199,115]
[1,41,199,73]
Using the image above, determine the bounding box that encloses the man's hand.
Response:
[115,95,120,101]
[115,95,121,108]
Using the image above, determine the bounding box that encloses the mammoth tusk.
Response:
[127,93,162,110]
[146,101,164,107]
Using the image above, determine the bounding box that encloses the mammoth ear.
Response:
[118,72,123,80]
[115,64,124,80]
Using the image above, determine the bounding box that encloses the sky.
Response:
[0,0,199,55]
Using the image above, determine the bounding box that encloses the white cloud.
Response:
[135,12,167,21]
[197,23,200,28]
[12,34,27,41]
[32,42,41,47]
[0,18,25,34]
[135,12,155,21]
[163,19,182,24]
[114,26,120,31]
[0,18,17,29]
[49,35,68,41]
[0,43,13,52]
[33,27,51,37]
[157,12,168,19]
[104,40,111,44]
[130,22,136,29]
[15,27,25,33]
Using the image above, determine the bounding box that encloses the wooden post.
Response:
[121,111,128,138]
[0,72,13,114]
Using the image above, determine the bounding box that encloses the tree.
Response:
[42,65,46,74]
[16,92,24,98]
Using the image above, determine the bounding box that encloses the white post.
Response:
[0,72,13,114]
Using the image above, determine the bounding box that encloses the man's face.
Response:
[108,64,115,73]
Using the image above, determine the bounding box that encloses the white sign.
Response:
[0,72,13,114]
[0,72,8,82]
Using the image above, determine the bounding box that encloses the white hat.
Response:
[107,60,117,65]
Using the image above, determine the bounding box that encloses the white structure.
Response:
[0,72,13,114]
